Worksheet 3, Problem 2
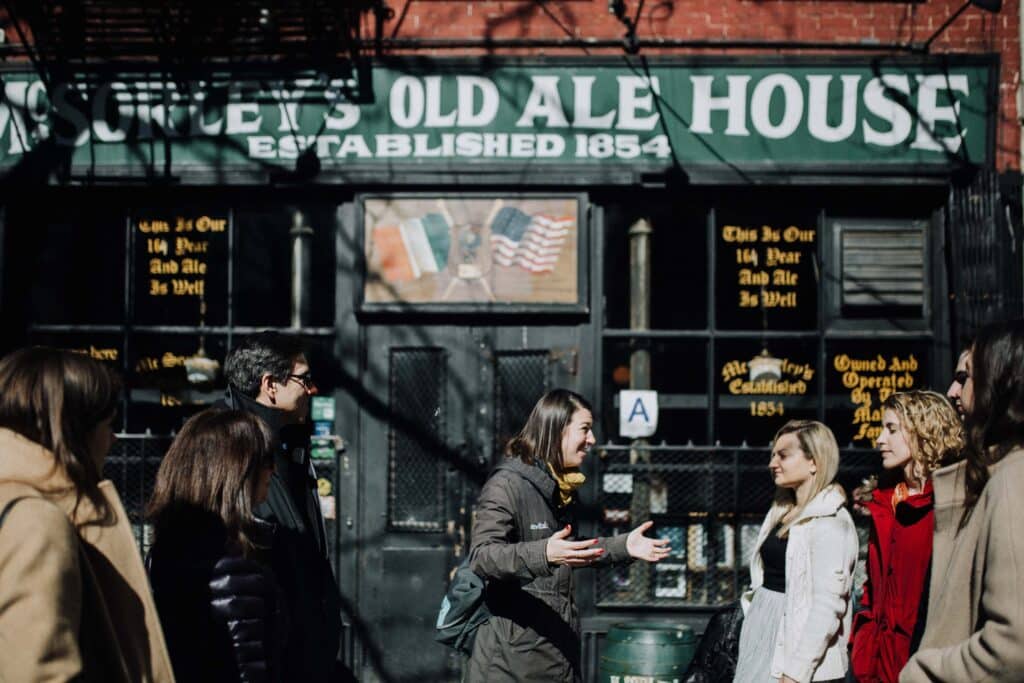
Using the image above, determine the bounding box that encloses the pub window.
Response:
[5,197,339,433]
[827,218,930,325]
[603,198,708,330]
[715,208,819,332]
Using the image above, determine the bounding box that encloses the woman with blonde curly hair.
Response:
[849,390,963,683]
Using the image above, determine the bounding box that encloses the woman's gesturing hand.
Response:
[546,525,605,567]
[626,521,671,562]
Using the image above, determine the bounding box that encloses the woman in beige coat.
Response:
[0,347,175,682]
[901,320,1024,682]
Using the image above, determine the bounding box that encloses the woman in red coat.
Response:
[849,390,963,683]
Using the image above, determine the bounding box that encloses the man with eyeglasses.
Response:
[221,331,349,683]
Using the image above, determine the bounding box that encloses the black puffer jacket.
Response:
[148,515,287,683]
[217,388,345,683]
[465,459,631,682]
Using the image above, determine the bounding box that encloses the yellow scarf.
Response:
[547,462,586,507]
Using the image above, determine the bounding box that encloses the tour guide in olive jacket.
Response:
[465,458,631,682]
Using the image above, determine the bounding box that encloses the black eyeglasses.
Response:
[286,372,315,390]
[953,370,970,386]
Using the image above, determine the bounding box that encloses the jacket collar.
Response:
[222,386,313,467]
[0,428,121,529]
[931,460,967,511]
[495,457,557,504]
[223,385,291,435]
[790,484,847,525]
[0,427,77,496]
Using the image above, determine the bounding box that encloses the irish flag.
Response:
[372,213,451,283]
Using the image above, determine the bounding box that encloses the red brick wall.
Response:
[373,0,1020,170]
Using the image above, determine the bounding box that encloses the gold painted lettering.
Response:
[765,248,800,266]
[783,226,815,243]
[722,225,758,243]
[138,220,170,234]
[738,269,769,286]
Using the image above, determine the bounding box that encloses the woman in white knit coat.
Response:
[734,420,859,683]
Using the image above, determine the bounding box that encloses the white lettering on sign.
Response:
[911,74,969,153]
[807,75,860,142]
[616,75,661,131]
[572,76,616,128]
[390,76,425,129]
[862,75,914,147]
[0,68,982,166]
[750,73,804,139]
[457,76,500,126]
[516,75,571,128]
[689,75,752,136]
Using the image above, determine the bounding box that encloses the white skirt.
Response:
[733,587,785,683]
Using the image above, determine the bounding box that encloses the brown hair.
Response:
[0,347,121,522]
[961,320,1024,526]
[881,390,964,484]
[506,389,592,473]
[772,420,844,538]
[148,408,274,554]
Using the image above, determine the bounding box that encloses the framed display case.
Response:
[358,193,588,314]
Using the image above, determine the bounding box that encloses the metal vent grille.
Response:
[841,226,925,309]
[494,352,550,459]
[388,347,446,532]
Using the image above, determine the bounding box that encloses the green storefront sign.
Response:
[0,60,992,174]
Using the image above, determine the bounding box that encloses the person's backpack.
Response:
[435,554,490,655]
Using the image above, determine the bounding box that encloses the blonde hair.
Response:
[772,420,844,538]
[882,390,964,483]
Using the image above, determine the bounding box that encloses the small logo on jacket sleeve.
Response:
[529,521,550,530]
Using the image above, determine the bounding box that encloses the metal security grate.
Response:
[388,347,447,532]
[594,444,875,607]
[102,435,173,557]
[947,168,1024,338]
[841,225,925,309]
[494,351,550,459]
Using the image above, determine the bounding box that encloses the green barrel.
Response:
[598,622,696,683]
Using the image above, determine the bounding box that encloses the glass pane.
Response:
[715,209,818,331]
[603,339,708,444]
[126,333,228,433]
[234,204,337,327]
[714,338,820,446]
[10,204,125,325]
[604,200,707,330]
[826,339,932,447]
[132,208,229,326]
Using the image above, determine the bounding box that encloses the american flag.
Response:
[489,207,573,274]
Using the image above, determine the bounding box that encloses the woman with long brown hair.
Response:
[0,347,174,682]
[902,320,1024,681]
[464,388,670,682]
[146,408,285,683]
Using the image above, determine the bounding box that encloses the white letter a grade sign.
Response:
[619,390,658,438]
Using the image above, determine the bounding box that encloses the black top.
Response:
[148,513,287,683]
[761,522,787,593]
